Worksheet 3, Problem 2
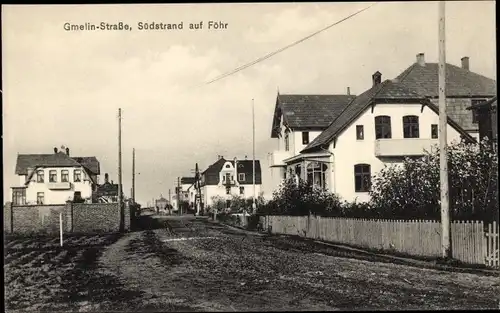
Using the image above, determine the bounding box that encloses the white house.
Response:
[268,93,355,193]
[200,156,262,208]
[293,72,476,203]
[11,146,100,205]
[268,53,496,202]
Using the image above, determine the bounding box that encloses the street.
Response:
[97,215,499,311]
[5,215,500,312]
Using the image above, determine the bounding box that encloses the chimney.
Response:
[372,71,382,86]
[111,180,114,185]
[461,56,469,70]
[65,147,70,156]
[105,173,109,184]
[416,53,425,66]
[54,147,58,153]
[245,155,248,160]
[346,87,351,95]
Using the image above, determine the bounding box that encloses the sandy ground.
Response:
[97,216,500,311]
[5,215,500,312]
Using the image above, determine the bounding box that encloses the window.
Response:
[49,170,57,183]
[306,162,328,190]
[12,188,26,205]
[226,200,231,208]
[284,130,290,151]
[431,124,438,139]
[61,170,69,182]
[354,164,371,192]
[36,170,44,183]
[37,192,45,205]
[403,115,420,138]
[356,125,364,140]
[238,173,245,181]
[239,186,245,195]
[302,132,309,145]
[226,186,231,195]
[74,169,82,182]
[375,116,392,139]
[222,175,226,183]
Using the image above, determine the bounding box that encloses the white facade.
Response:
[13,166,94,205]
[202,184,262,207]
[328,103,463,202]
[202,160,262,207]
[268,113,324,194]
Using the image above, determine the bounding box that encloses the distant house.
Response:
[268,92,355,192]
[467,96,497,146]
[394,53,497,141]
[200,156,262,208]
[12,146,100,205]
[94,173,122,203]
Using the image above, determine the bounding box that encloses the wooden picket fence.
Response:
[262,215,499,268]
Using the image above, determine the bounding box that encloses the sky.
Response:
[2,2,496,206]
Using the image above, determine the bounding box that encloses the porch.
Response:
[283,152,332,190]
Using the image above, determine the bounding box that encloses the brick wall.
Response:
[72,203,121,233]
[4,202,131,235]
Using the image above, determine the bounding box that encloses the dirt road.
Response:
[94,215,500,311]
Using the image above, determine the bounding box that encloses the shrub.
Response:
[369,139,498,222]
[264,178,343,216]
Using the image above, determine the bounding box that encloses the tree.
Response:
[369,139,498,222]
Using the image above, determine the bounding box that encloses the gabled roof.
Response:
[302,80,476,153]
[201,158,262,175]
[270,93,356,138]
[71,157,100,175]
[15,152,100,175]
[395,62,496,97]
[95,181,119,196]
[467,96,497,110]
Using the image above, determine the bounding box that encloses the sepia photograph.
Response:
[2,1,499,312]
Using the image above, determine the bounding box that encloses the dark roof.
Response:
[271,94,356,138]
[395,62,496,97]
[95,182,118,196]
[302,80,475,153]
[467,96,498,110]
[15,153,100,175]
[202,158,261,175]
[71,157,100,175]
[181,177,196,185]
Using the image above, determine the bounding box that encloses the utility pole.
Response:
[438,1,451,259]
[195,163,202,216]
[118,108,124,231]
[177,177,181,215]
[252,98,257,214]
[132,148,135,203]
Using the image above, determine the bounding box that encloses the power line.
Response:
[204,2,379,86]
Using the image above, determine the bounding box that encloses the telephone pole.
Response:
[132,148,135,203]
[118,108,124,231]
[438,1,451,259]
[195,163,202,216]
[177,177,181,215]
[252,98,257,214]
